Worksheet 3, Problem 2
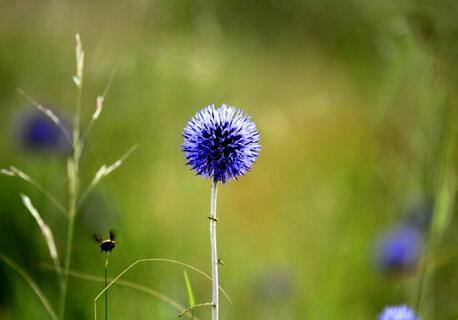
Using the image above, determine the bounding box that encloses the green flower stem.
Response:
[105,253,110,320]
[209,180,219,320]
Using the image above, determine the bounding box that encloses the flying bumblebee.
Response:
[94,230,116,252]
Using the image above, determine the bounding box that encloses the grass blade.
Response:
[0,253,58,320]
[184,270,196,307]
[58,269,200,320]
[93,258,233,320]
[1,166,67,217]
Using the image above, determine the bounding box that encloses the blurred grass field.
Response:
[1,1,458,319]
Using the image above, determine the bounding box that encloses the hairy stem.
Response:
[209,180,219,320]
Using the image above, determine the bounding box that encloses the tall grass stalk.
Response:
[59,33,85,320]
[209,180,219,320]
[3,33,133,320]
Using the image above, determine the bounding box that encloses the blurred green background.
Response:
[1,0,458,319]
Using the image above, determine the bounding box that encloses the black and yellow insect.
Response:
[94,231,116,252]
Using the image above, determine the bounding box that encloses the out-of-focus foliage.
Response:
[0,1,458,319]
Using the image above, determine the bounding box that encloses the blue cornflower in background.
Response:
[182,104,260,183]
[375,225,424,273]
[16,109,71,154]
[378,305,418,320]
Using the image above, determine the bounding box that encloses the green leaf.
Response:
[183,271,196,308]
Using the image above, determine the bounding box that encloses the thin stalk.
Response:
[59,34,84,319]
[104,253,110,320]
[77,144,138,208]
[209,180,219,320]
[20,194,64,291]
[6,167,67,217]
[179,302,214,318]
[26,180,68,218]
[81,68,117,149]
[16,88,72,144]
[59,106,81,319]
[53,254,65,293]
[93,257,232,320]
[59,205,76,319]
[0,253,58,320]
[57,268,200,320]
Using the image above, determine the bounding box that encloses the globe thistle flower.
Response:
[182,104,260,183]
[182,103,260,320]
[15,109,71,154]
[378,305,418,320]
[375,225,424,274]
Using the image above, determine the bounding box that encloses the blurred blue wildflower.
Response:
[16,109,71,154]
[375,225,424,273]
[182,104,260,183]
[378,305,418,320]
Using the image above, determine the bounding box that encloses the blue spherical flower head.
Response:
[378,305,418,320]
[182,104,260,183]
[376,225,423,273]
[17,109,71,154]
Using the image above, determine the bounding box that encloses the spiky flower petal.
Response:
[182,104,260,183]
